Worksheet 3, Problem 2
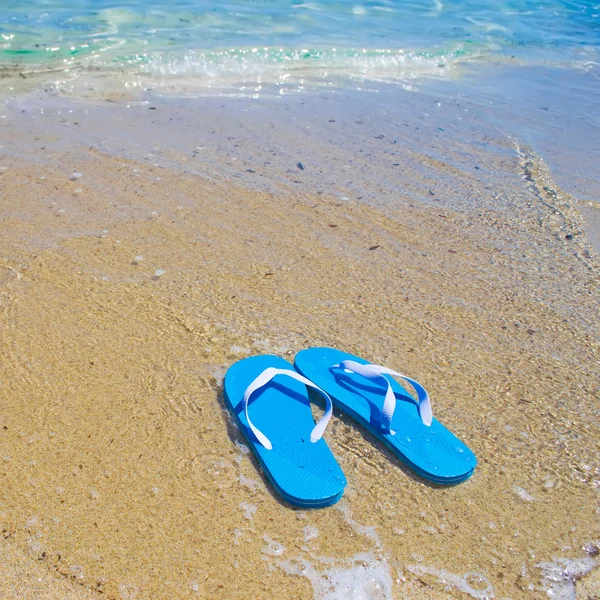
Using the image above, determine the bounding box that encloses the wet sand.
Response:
[580,203,600,254]
[0,93,599,599]
[0,542,98,599]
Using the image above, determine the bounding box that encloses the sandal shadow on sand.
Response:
[223,354,347,507]
[294,347,476,484]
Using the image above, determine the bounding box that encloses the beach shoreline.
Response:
[1,79,599,597]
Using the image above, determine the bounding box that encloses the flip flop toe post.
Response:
[224,354,346,507]
[294,347,476,484]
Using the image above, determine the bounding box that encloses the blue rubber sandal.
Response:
[294,347,476,484]
[223,354,347,507]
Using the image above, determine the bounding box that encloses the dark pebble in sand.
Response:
[565,233,574,240]
[296,162,305,170]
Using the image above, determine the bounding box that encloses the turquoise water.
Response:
[1,0,599,92]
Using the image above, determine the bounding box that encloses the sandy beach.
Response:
[0,88,598,598]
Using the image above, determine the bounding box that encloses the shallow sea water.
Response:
[0,75,599,598]
[1,0,599,95]
[1,1,600,599]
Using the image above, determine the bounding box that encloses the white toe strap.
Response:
[243,367,333,450]
[333,360,433,434]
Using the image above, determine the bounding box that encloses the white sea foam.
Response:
[134,44,471,95]
[303,525,319,542]
[239,474,260,491]
[280,552,393,600]
[514,485,536,501]
[336,501,381,546]
[269,506,495,600]
[406,564,494,599]
[239,501,257,520]
[536,556,598,599]
[270,505,392,599]
[262,535,286,557]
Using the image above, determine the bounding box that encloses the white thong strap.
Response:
[243,367,333,450]
[332,360,433,434]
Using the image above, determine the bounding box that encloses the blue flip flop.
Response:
[294,347,476,484]
[223,354,347,507]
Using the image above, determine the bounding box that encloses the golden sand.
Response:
[0,146,598,599]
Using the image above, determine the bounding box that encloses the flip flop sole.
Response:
[295,347,476,484]
[224,354,347,507]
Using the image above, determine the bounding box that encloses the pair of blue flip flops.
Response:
[224,347,477,508]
